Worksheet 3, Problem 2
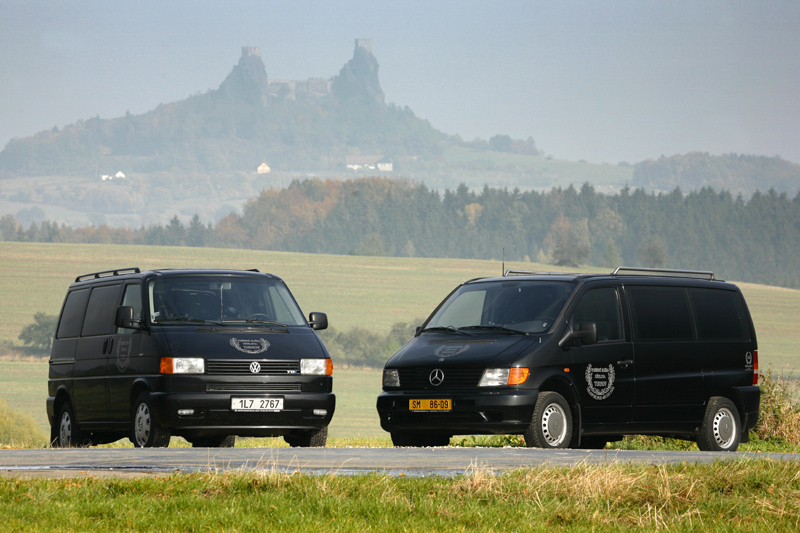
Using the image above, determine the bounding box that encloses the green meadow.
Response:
[1,241,799,441]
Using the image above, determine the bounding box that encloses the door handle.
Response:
[617,359,633,368]
[104,338,114,354]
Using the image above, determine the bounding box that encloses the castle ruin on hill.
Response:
[244,39,374,102]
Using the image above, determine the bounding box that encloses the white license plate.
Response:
[231,397,284,412]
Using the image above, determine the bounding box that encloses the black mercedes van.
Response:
[377,267,760,451]
[47,268,335,448]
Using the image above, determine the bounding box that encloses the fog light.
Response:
[313,409,327,416]
[177,409,195,416]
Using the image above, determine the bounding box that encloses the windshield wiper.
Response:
[155,317,225,326]
[223,319,288,327]
[459,325,529,335]
[419,326,472,336]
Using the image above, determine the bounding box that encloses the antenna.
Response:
[502,248,505,276]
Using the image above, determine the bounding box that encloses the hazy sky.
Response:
[2,0,799,164]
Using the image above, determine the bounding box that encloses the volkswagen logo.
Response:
[429,368,444,387]
[249,361,261,374]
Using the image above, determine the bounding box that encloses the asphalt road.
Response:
[2,447,798,478]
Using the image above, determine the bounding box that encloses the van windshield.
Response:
[424,280,575,334]
[148,276,307,326]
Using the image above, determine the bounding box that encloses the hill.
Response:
[0,40,447,176]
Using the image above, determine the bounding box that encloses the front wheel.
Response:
[524,391,573,448]
[697,397,740,452]
[130,392,171,448]
[284,427,327,447]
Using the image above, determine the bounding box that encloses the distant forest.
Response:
[2,177,799,289]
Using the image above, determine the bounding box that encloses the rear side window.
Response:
[629,286,694,341]
[81,285,122,337]
[689,288,749,341]
[56,289,91,339]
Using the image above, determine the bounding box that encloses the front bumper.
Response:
[376,389,539,435]
[150,391,336,438]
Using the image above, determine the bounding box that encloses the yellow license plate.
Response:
[409,399,452,411]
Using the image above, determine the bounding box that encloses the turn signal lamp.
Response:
[508,368,530,385]
[160,357,204,374]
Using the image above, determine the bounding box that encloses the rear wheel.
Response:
[53,401,88,447]
[130,392,171,448]
[524,391,573,448]
[284,427,327,447]
[697,397,740,452]
[191,435,236,448]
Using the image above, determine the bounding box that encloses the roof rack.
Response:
[504,269,575,277]
[76,267,141,282]
[612,266,715,280]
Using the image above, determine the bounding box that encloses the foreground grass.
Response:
[2,460,799,531]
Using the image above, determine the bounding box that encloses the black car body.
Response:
[377,267,760,451]
[47,268,335,448]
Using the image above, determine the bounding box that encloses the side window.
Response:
[689,288,749,341]
[81,285,122,337]
[117,284,143,334]
[629,286,694,341]
[56,289,91,339]
[571,288,623,342]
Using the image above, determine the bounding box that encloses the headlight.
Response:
[383,369,400,388]
[478,368,529,387]
[478,368,509,387]
[160,357,204,374]
[301,359,333,375]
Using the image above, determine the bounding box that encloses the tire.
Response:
[284,427,327,447]
[191,435,236,448]
[130,392,171,448]
[52,401,88,448]
[697,396,740,452]
[390,432,451,447]
[524,391,573,448]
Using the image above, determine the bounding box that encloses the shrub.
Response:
[754,367,800,444]
[0,398,46,447]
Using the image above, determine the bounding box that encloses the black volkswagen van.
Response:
[377,267,760,451]
[47,268,335,448]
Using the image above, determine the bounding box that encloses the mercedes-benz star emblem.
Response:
[249,361,261,374]
[429,368,444,386]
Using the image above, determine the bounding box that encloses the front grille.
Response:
[398,367,484,390]
[206,383,302,393]
[206,360,300,375]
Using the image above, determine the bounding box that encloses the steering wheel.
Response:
[246,313,273,321]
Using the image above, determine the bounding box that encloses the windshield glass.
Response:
[148,276,306,326]
[425,280,575,334]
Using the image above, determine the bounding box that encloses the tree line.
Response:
[3,177,800,288]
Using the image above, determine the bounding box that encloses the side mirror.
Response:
[558,322,598,350]
[115,306,141,330]
[573,322,598,346]
[308,312,328,331]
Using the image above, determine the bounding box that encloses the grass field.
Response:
[2,460,800,531]
[1,241,799,446]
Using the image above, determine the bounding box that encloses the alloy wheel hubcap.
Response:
[541,403,567,446]
[713,407,736,448]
